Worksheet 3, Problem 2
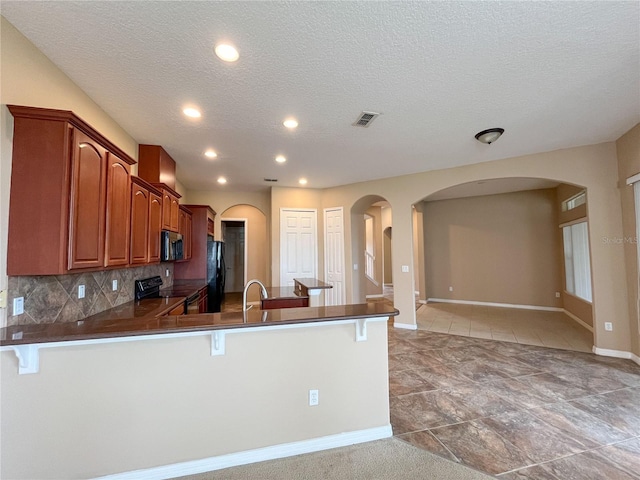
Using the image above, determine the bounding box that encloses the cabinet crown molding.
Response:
[7,105,136,166]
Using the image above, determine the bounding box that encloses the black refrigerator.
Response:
[207,240,226,312]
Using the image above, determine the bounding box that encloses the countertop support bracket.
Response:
[211,331,226,356]
[355,319,368,342]
[11,344,40,374]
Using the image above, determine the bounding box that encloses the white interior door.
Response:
[280,209,317,287]
[324,207,345,305]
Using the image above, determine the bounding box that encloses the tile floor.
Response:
[416,302,594,353]
[388,327,640,478]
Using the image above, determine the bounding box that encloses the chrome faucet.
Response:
[243,279,268,313]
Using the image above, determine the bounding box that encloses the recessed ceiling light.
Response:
[275,155,287,164]
[299,178,308,185]
[183,107,201,118]
[283,118,298,129]
[217,177,227,184]
[215,43,239,62]
[205,150,217,158]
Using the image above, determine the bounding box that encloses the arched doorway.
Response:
[412,177,594,351]
[220,204,268,305]
[351,195,392,304]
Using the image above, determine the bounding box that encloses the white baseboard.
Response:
[393,322,418,330]
[592,347,640,366]
[563,309,594,332]
[365,294,384,299]
[418,299,428,304]
[95,425,392,480]
[427,298,563,312]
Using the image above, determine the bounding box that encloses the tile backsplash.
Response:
[7,264,174,326]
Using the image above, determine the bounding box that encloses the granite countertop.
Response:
[0,302,399,346]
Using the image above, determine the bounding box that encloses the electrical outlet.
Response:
[555,292,561,298]
[449,286,454,292]
[78,285,85,299]
[353,264,358,271]
[165,268,170,277]
[401,265,409,273]
[604,322,613,331]
[112,279,118,291]
[0,290,7,309]
[13,297,24,315]
[309,389,319,406]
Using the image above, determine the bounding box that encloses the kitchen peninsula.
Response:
[1,283,397,480]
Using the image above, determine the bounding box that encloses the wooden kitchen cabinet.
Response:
[104,153,132,267]
[148,191,163,263]
[178,206,193,261]
[159,186,181,232]
[138,144,177,190]
[198,286,208,313]
[68,130,108,270]
[6,105,136,275]
[130,176,162,265]
[130,178,150,265]
[174,205,217,280]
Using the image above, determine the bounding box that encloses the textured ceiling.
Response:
[2,1,639,192]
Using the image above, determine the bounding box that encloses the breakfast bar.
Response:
[1,300,397,480]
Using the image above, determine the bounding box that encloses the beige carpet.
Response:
[174,438,495,480]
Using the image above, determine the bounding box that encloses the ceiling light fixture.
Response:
[474,128,504,144]
[183,107,201,118]
[205,150,217,158]
[214,43,239,62]
[275,155,287,164]
[299,178,308,185]
[217,177,227,184]
[283,118,298,129]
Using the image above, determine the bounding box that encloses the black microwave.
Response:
[161,230,183,261]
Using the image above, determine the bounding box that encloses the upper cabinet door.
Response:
[162,191,173,231]
[130,182,150,265]
[68,129,107,270]
[149,191,163,263]
[104,153,131,266]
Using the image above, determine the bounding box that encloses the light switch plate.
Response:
[0,290,7,309]
[13,297,24,315]
[78,285,85,299]
[112,279,118,291]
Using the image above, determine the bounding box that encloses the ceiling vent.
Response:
[352,111,380,128]
[263,178,278,182]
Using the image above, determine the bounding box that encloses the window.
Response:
[562,221,592,302]
[562,191,586,212]
[364,214,375,281]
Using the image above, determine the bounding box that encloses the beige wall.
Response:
[0,17,138,328]
[616,123,640,357]
[220,204,268,299]
[422,189,563,308]
[563,293,594,328]
[1,322,390,479]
